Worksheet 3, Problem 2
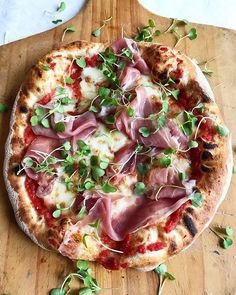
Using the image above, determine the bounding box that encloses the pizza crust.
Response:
[4,40,233,270]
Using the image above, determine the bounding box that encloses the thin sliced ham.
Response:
[23,136,61,197]
[116,86,187,149]
[119,67,141,91]
[111,38,150,75]
[32,112,98,148]
[147,166,195,200]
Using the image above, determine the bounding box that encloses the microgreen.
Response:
[42,63,50,71]
[89,105,99,113]
[98,49,119,85]
[170,89,180,100]
[157,113,168,129]
[57,1,66,12]
[178,172,186,181]
[55,122,66,132]
[163,18,189,34]
[76,57,86,68]
[91,167,105,181]
[225,227,234,237]
[181,110,198,136]
[52,19,63,24]
[154,263,175,295]
[174,27,198,47]
[61,25,76,41]
[50,260,102,295]
[30,115,39,126]
[210,227,234,249]
[188,140,198,149]
[104,115,115,125]
[0,102,8,113]
[134,182,146,195]
[233,166,236,174]
[126,106,134,117]
[216,125,229,136]
[136,163,149,177]
[101,181,117,193]
[134,19,161,42]
[77,140,91,156]
[138,127,150,138]
[191,192,203,207]
[92,16,112,37]
[64,77,74,84]
[77,206,87,219]
[197,58,215,77]
[159,156,172,168]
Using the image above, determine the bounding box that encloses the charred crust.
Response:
[19,105,28,113]
[183,214,197,237]
[201,164,214,173]
[201,150,213,161]
[46,57,52,63]
[168,241,178,254]
[186,207,194,215]
[203,142,218,149]
[13,164,25,176]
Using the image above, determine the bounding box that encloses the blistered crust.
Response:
[4,41,232,270]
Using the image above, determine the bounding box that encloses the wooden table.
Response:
[0,0,236,294]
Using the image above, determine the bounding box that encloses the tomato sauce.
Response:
[67,61,83,100]
[164,201,190,233]
[25,176,53,226]
[37,92,53,105]
[198,118,215,142]
[24,125,36,145]
[85,54,99,67]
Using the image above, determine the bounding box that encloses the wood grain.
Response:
[0,0,236,294]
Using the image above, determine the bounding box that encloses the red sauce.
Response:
[25,176,53,226]
[97,250,120,270]
[86,54,99,67]
[164,202,189,233]
[170,68,184,80]
[160,47,168,52]
[146,241,166,251]
[24,125,36,145]
[37,92,53,105]
[198,118,215,142]
[67,61,83,100]
[137,245,146,254]
[50,62,56,70]
[177,89,200,111]
[120,262,129,269]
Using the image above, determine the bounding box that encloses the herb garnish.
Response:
[57,1,66,12]
[92,16,112,37]
[134,182,146,195]
[50,260,101,295]
[134,19,161,42]
[154,263,175,295]
[210,227,234,249]
[0,102,8,113]
[61,25,76,41]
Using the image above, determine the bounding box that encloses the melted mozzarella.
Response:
[86,123,129,160]
[80,67,106,100]
[44,178,75,208]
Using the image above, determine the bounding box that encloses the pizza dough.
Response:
[4,38,232,271]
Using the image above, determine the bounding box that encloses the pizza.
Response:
[4,38,232,271]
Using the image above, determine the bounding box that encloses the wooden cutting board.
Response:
[0,0,236,294]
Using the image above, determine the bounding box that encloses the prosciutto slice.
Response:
[116,86,187,149]
[147,166,196,200]
[32,112,98,148]
[23,136,61,197]
[119,66,141,91]
[111,38,150,74]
